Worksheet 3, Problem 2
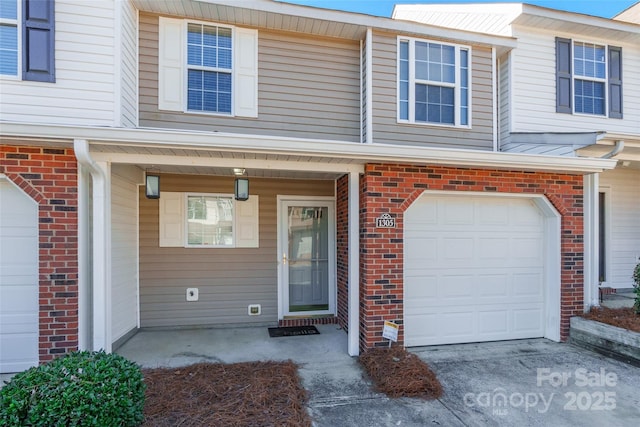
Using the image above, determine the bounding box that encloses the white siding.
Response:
[498,52,511,146]
[0,0,117,126]
[111,165,141,343]
[600,168,640,289]
[510,27,640,135]
[119,0,138,127]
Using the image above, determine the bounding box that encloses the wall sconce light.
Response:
[235,177,249,201]
[145,173,160,199]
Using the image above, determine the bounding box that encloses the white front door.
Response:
[279,197,335,317]
[0,179,39,373]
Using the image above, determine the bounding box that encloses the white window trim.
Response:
[0,0,21,80]
[571,40,609,117]
[396,36,472,128]
[158,17,258,117]
[185,192,236,248]
[184,19,234,117]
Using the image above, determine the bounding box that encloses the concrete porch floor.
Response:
[600,288,636,309]
[116,324,352,368]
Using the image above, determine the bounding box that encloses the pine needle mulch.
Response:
[142,361,312,427]
[582,307,640,333]
[359,346,443,400]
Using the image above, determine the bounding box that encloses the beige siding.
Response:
[120,0,138,127]
[139,13,361,142]
[139,174,335,328]
[370,31,494,150]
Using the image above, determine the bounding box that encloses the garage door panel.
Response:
[1,180,38,373]
[478,310,508,334]
[405,195,546,346]
[442,238,473,260]
[513,274,544,298]
[405,276,437,299]
[405,237,436,263]
[441,199,474,224]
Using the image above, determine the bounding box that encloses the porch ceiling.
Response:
[89,143,358,180]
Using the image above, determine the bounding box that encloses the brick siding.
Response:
[1,145,79,363]
[359,163,584,350]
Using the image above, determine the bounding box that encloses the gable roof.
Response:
[393,2,639,42]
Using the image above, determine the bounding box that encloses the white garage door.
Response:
[404,195,545,346]
[0,179,39,373]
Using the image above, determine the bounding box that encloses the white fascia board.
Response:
[0,121,617,173]
[520,4,640,34]
[184,0,518,49]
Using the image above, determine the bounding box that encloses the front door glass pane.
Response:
[288,206,329,312]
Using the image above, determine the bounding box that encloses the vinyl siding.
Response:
[0,0,117,125]
[139,174,335,328]
[370,31,494,150]
[111,165,141,342]
[498,52,511,147]
[600,168,640,289]
[510,27,640,134]
[138,13,361,142]
[119,0,138,127]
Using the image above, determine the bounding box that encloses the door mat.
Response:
[268,325,320,338]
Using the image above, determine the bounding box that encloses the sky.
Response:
[281,0,638,19]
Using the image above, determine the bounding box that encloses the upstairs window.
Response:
[398,37,470,127]
[187,23,232,114]
[0,0,55,82]
[556,38,622,118]
[0,0,18,76]
[158,17,258,118]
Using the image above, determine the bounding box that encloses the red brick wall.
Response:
[0,145,78,363]
[336,174,349,331]
[360,163,584,350]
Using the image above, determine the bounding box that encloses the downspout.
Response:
[601,140,624,159]
[74,139,112,352]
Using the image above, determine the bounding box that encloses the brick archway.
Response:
[1,145,79,363]
[359,164,583,350]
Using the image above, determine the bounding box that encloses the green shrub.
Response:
[633,262,640,315]
[0,350,145,426]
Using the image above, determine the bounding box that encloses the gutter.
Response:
[601,140,624,159]
[1,122,618,174]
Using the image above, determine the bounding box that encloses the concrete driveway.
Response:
[117,325,640,426]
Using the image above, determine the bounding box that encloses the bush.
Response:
[0,350,146,427]
[633,262,640,315]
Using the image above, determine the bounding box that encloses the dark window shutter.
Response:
[555,37,572,114]
[22,0,55,82]
[608,46,622,119]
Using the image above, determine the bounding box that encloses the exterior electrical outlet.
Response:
[186,288,199,302]
[248,304,261,315]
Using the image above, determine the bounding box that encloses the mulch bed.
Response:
[359,346,443,399]
[582,307,640,333]
[142,361,311,427]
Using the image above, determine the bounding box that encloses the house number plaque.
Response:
[376,213,396,228]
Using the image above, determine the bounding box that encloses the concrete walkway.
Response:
[116,325,640,426]
[600,288,636,309]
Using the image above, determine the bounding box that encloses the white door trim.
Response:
[277,195,336,319]
[403,190,561,343]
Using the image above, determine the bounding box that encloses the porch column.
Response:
[347,171,360,356]
[583,173,600,309]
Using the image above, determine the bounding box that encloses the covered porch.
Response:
[72,129,362,357]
